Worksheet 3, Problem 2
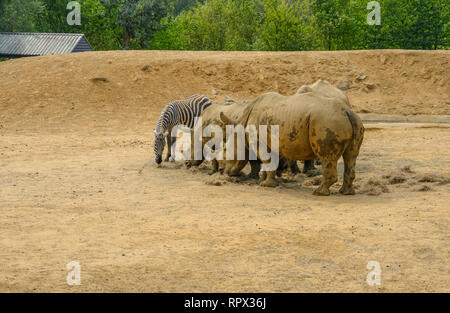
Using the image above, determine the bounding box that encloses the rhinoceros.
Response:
[296,79,351,173]
[187,99,292,179]
[297,79,350,106]
[185,100,260,176]
[219,88,364,196]
[223,80,347,179]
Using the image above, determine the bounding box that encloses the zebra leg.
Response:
[165,136,172,162]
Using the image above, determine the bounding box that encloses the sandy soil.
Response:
[0,50,449,292]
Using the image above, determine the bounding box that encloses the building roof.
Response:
[0,32,93,58]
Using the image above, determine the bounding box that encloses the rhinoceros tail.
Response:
[344,110,364,154]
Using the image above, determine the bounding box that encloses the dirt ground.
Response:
[0,50,449,292]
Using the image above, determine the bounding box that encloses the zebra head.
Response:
[153,130,169,164]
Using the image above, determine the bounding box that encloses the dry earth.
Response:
[0,50,449,292]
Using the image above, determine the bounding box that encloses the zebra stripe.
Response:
[155,94,212,132]
[154,94,212,162]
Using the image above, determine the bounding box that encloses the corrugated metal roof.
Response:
[0,32,93,57]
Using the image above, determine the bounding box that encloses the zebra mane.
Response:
[155,104,171,134]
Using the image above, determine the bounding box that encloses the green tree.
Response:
[2,0,448,51]
[148,14,187,49]
[171,0,203,16]
[0,0,46,32]
[178,0,233,50]
[152,0,260,50]
[256,0,315,51]
[385,0,447,49]
[117,0,169,48]
[82,0,122,49]
[225,0,260,50]
[36,0,122,50]
[351,0,449,50]
[310,0,355,50]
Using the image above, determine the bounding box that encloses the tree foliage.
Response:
[169,0,260,50]
[0,0,448,51]
[256,0,314,51]
[0,0,46,32]
[116,0,169,48]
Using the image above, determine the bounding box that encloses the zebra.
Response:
[153,94,212,164]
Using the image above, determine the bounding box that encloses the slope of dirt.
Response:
[0,50,449,135]
[0,50,449,293]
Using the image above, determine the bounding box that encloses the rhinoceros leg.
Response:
[289,160,301,174]
[339,143,361,195]
[248,160,260,179]
[341,114,364,195]
[259,170,266,183]
[313,159,338,196]
[340,156,356,195]
[276,158,287,177]
[208,159,219,175]
[259,158,279,187]
[260,170,278,187]
[185,160,203,168]
[218,160,226,174]
[302,159,315,173]
[276,158,299,176]
[226,160,247,177]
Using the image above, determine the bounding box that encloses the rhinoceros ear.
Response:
[297,85,312,94]
[219,112,237,126]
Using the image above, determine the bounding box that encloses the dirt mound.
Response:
[416,174,450,184]
[417,185,433,192]
[356,166,450,195]
[0,50,448,135]
[359,177,390,196]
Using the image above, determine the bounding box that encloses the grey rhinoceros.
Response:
[219,83,364,196]
[296,79,350,105]
[185,100,261,176]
